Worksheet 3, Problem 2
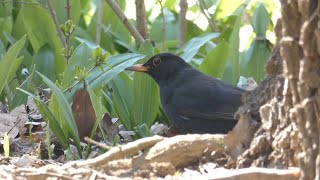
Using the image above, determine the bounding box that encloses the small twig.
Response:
[84,137,111,150]
[65,0,72,63]
[66,0,71,20]
[198,0,216,32]
[47,0,67,49]
[96,0,103,45]
[178,0,188,46]
[105,0,145,45]
[135,0,148,39]
[157,0,166,49]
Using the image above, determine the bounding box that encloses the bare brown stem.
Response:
[157,0,165,49]
[198,0,216,32]
[66,0,71,20]
[135,0,148,39]
[96,0,103,45]
[47,0,67,49]
[179,0,188,46]
[105,0,145,45]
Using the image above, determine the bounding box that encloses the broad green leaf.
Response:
[150,9,179,43]
[179,33,220,62]
[227,3,248,84]
[31,45,56,87]
[200,42,229,78]
[241,40,271,82]
[131,40,159,127]
[17,88,69,150]
[135,124,152,138]
[37,72,82,157]
[0,2,13,46]
[34,99,69,150]
[22,3,65,76]
[86,84,107,157]
[49,94,69,137]
[110,73,133,130]
[252,4,270,37]
[87,84,107,131]
[215,0,245,19]
[0,35,26,94]
[87,53,145,89]
[6,56,25,111]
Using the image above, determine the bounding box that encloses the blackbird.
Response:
[126,53,245,134]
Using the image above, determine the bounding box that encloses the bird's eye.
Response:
[153,58,161,66]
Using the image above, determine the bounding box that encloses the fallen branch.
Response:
[75,135,164,167]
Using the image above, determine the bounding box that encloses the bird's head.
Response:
[125,53,190,84]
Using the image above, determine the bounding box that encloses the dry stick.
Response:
[178,0,188,46]
[198,0,216,32]
[105,0,144,45]
[76,135,164,168]
[47,0,67,49]
[96,0,103,45]
[135,0,148,39]
[84,137,111,150]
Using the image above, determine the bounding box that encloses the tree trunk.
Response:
[233,1,320,180]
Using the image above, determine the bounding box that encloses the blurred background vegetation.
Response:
[0,0,279,155]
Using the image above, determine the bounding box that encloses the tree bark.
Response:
[178,0,188,46]
[135,0,148,39]
[235,1,320,180]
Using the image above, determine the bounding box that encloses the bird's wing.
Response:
[171,79,243,121]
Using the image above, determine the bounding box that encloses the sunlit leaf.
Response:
[131,40,159,127]
[0,35,26,94]
[37,72,82,157]
[179,33,220,62]
[200,41,229,78]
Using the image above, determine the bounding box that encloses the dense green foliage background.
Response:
[0,0,278,155]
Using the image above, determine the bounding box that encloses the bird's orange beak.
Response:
[125,64,150,72]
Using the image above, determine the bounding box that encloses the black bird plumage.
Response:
[126,53,245,134]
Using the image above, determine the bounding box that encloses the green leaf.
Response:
[131,40,159,127]
[9,61,34,111]
[22,4,65,76]
[31,45,56,86]
[251,4,270,37]
[87,53,145,89]
[227,3,248,84]
[17,88,69,150]
[241,40,271,82]
[35,99,69,150]
[0,35,26,94]
[61,43,93,89]
[37,72,82,157]
[135,124,152,138]
[179,33,220,62]
[87,84,107,133]
[110,73,133,130]
[200,42,229,78]
[215,0,246,19]
[86,85,107,157]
